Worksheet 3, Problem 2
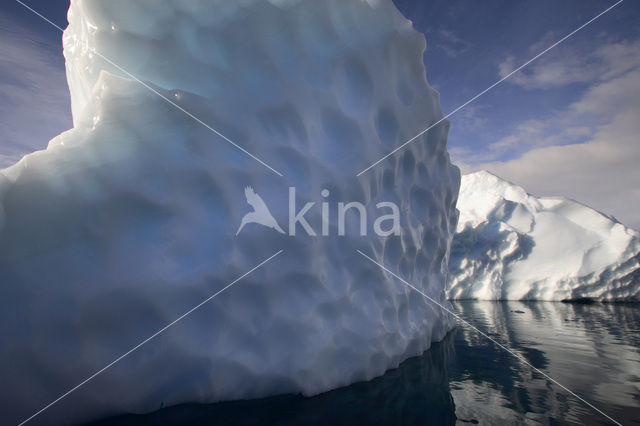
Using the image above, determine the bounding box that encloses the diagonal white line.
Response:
[356,249,623,426]
[18,249,284,426]
[14,0,284,177]
[356,0,624,176]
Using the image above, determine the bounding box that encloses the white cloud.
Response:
[0,14,72,168]
[430,28,471,58]
[488,118,559,151]
[498,35,640,89]
[450,36,640,167]
[454,32,640,230]
[467,68,640,230]
[451,109,595,166]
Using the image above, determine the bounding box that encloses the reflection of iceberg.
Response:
[95,334,457,425]
[448,171,640,301]
[0,0,460,424]
[449,301,640,424]
[93,302,640,425]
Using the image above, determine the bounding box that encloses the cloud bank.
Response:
[461,36,640,229]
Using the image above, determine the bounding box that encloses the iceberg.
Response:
[0,0,460,424]
[448,171,640,301]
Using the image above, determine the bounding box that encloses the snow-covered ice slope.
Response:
[448,171,640,301]
[0,0,460,424]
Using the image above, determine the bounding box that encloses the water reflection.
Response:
[92,334,456,425]
[92,302,640,425]
[450,301,640,425]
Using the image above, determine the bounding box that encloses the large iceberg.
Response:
[0,0,460,424]
[448,171,640,301]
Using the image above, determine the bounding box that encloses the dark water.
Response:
[92,302,640,426]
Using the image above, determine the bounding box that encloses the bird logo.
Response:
[236,186,286,235]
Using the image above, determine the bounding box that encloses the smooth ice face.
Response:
[0,0,460,424]
[448,171,640,301]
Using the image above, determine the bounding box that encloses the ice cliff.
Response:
[0,0,460,424]
[448,171,640,301]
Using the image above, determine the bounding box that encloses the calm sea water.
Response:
[93,301,640,425]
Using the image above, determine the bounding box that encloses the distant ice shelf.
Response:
[447,171,640,301]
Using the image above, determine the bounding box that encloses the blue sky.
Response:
[1,0,639,228]
[395,0,640,161]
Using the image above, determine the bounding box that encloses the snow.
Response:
[0,0,460,424]
[448,171,640,301]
